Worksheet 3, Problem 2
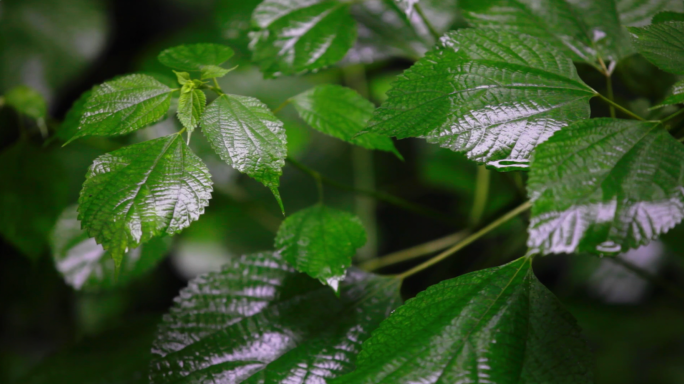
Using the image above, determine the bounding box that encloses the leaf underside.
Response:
[200,94,287,211]
[274,204,367,291]
[251,0,357,78]
[528,118,684,256]
[150,251,402,384]
[78,134,212,267]
[332,257,594,384]
[68,74,173,143]
[460,0,633,67]
[290,84,400,156]
[367,28,594,171]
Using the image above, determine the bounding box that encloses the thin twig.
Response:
[662,107,684,125]
[596,94,645,121]
[469,165,490,227]
[605,75,616,118]
[414,3,441,42]
[396,201,532,280]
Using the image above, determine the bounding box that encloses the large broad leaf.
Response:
[17,317,159,384]
[290,84,400,156]
[176,88,206,134]
[274,204,367,291]
[158,43,235,71]
[150,251,402,384]
[331,257,594,384]
[617,0,684,27]
[65,74,174,144]
[628,21,684,75]
[528,118,684,256]
[460,0,632,69]
[78,133,212,268]
[200,94,287,211]
[366,28,595,171]
[51,205,171,291]
[250,0,357,78]
[0,141,68,260]
[4,85,47,119]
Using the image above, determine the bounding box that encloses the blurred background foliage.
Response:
[0,0,684,383]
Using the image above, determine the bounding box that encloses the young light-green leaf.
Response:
[331,257,593,384]
[251,0,357,78]
[290,84,400,157]
[150,251,402,384]
[461,0,633,69]
[67,74,174,144]
[158,43,235,71]
[275,204,367,291]
[366,28,595,171]
[200,94,287,211]
[51,205,171,291]
[176,88,206,134]
[4,85,47,119]
[528,118,684,256]
[628,21,684,75]
[78,134,212,268]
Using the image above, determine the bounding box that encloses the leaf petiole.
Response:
[596,93,645,121]
[414,3,441,41]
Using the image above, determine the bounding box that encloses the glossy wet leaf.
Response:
[150,251,402,384]
[51,206,171,291]
[617,0,684,27]
[331,257,593,384]
[200,94,287,211]
[0,141,68,260]
[57,88,92,141]
[4,85,47,119]
[275,204,367,291]
[251,0,357,78]
[460,0,633,68]
[78,134,212,268]
[66,74,174,144]
[367,28,594,171]
[528,118,684,256]
[176,88,206,134]
[17,317,159,384]
[158,43,235,71]
[290,85,400,156]
[660,79,684,106]
[628,21,684,75]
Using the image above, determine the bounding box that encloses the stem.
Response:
[272,100,290,115]
[396,201,532,280]
[414,3,441,41]
[360,230,470,271]
[608,257,684,303]
[596,94,645,121]
[662,107,684,125]
[286,157,458,226]
[605,75,616,118]
[469,165,490,227]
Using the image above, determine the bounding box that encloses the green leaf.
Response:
[617,0,684,27]
[251,0,357,78]
[460,0,633,68]
[331,257,594,384]
[0,140,69,260]
[50,205,171,291]
[200,94,287,211]
[158,43,235,71]
[660,78,684,106]
[173,70,192,85]
[652,11,684,23]
[57,88,92,141]
[628,21,684,75]
[200,64,237,80]
[150,251,402,384]
[17,317,159,384]
[275,204,367,291]
[528,118,684,256]
[290,85,400,157]
[367,28,595,171]
[177,88,206,134]
[66,74,174,144]
[78,134,212,268]
[4,85,47,119]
